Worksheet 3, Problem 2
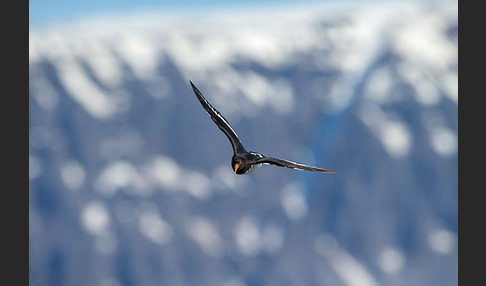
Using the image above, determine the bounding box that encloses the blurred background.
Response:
[29,0,458,285]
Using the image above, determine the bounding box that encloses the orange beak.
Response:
[234,164,239,174]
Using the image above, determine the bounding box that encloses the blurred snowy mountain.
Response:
[29,2,457,286]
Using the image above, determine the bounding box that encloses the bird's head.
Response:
[231,155,247,175]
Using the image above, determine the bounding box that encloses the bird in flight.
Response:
[189,81,338,175]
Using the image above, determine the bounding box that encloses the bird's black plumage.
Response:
[189,81,338,175]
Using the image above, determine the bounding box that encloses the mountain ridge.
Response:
[29,2,458,285]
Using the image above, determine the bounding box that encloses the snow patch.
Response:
[95,160,147,196]
[55,57,120,120]
[29,155,42,181]
[186,217,223,257]
[359,103,412,159]
[138,208,173,245]
[427,228,456,255]
[60,160,86,191]
[281,182,308,222]
[235,216,261,256]
[316,234,379,286]
[377,246,406,275]
[81,201,111,236]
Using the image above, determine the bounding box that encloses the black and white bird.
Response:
[189,81,338,175]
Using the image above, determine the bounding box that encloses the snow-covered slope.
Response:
[29,2,458,286]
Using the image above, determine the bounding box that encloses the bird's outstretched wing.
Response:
[255,156,338,173]
[190,81,247,154]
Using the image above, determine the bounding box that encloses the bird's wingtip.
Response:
[189,81,199,91]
